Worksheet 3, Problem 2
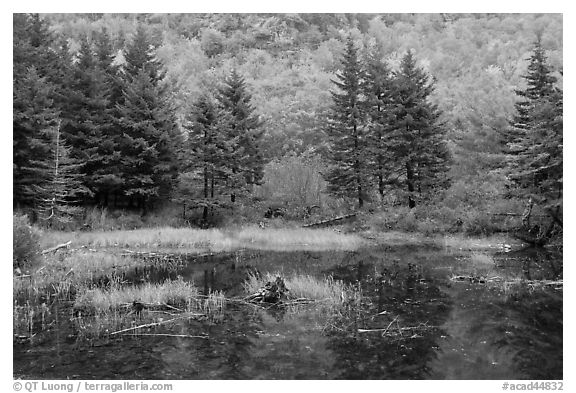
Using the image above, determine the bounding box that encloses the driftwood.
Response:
[358,318,436,338]
[245,277,289,303]
[109,313,204,336]
[41,240,72,255]
[120,333,208,339]
[450,275,563,289]
[303,213,356,228]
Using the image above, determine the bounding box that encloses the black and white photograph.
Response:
[11,9,564,384]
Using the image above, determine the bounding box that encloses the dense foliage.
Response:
[13,13,562,234]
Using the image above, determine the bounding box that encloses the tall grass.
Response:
[39,226,365,252]
[244,272,356,310]
[74,277,200,313]
[13,251,141,299]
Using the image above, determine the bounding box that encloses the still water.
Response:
[13,243,563,379]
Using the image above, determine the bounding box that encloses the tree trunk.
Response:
[203,165,208,224]
[210,173,215,218]
[354,124,363,209]
[406,162,416,208]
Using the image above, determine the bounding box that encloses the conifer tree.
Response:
[364,48,396,198]
[324,36,370,208]
[115,26,180,210]
[60,35,116,200]
[29,121,90,228]
[13,67,59,208]
[385,50,450,208]
[181,95,235,224]
[505,36,558,152]
[505,38,562,231]
[218,70,264,202]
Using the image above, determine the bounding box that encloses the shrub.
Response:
[13,214,41,270]
[83,206,112,231]
[462,210,499,236]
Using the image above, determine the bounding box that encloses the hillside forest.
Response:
[13,13,563,240]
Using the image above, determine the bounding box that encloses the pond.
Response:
[13,242,563,380]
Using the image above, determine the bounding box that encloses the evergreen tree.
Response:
[505,38,562,232]
[181,95,235,224]
[364,48,396,198]
[385,50,450,208]
[218,69,264,202]
[116,70,180,210]
[324,36,370,208]
[21,14,59,80]
[29,121,90,228]
[123,24,164,83]
[60,35,116,199]
[13,67,59,208]
[505,36,558,152]
[115,26,180,210]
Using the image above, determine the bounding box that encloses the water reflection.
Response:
[14,245,562,379]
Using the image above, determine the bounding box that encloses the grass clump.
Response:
[74,277,199,314]
[244,272,356,310]
[13,251,144,302]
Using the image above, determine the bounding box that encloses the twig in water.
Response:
[121,333,208,339]
[109,313,203,336]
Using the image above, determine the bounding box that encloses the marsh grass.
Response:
[71,278,227,339]
[74,277,200,313]
[13,251,143,302]
[244,272,356,310]
[39,226,365,252]
[13,301,51,338]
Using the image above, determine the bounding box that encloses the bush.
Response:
[13,214,41,270]
[462,210,499,236]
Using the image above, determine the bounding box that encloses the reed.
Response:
[244,272,355,309]
[39,226,365,252]
[74,277,199,313]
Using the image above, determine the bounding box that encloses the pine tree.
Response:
[60,35,117,201]
[13,67,59,208]
[114,27,180,211]
[364,48,396,198]
[91,28,126,204]
[505,36,558,153]
[506,38,562,233]
[29,121,90,228]
[116,69,180,210]
[218,70,264,202]
[324,36,370,208]
[123,24,164,83]
[385,50,450,208]
[181,95,235,224]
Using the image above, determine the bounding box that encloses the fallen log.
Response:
[303,213,356,228]
[41,240,72,255]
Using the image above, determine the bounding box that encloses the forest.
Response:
[12,13,564,381]
[13,13,563,240]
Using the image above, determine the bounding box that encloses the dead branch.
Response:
[120,333,208,339]
[41,240,72,255]
[303,213,356,228]
[109,313,204,336]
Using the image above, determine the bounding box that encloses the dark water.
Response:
[13,244,563,380]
